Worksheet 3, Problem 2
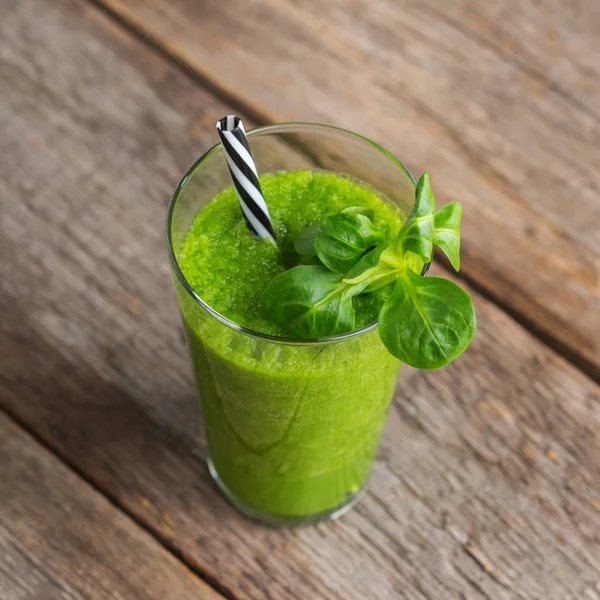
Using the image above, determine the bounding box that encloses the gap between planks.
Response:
[85,0,599,384]
[87,0,281,127]
[0,407,240,600]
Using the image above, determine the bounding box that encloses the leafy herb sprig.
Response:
[260,173,476,369]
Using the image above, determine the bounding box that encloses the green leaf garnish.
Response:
[396,172,436,261]
[260,173,476,368]
[315,212,383,273]
[433,202,462,271]
[343,245,402,293]
[378,270,476,369]
[293,223,320,257]
[260,265,361,338]
[344,244,388,279]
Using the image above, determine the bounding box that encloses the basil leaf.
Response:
[293,223,321,257]
[434,202,462,271]
[344,244,401,293]
[397,173,435,261]
[260,265,357,338]
[300,254,324,266]
[404,251,426,275]
[316,212,382,273]
[345,244,386,279]
[261,173,475,368]
[378,270,476,369]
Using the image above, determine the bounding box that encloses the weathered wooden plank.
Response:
[1,0,600,599]
[0,413,224,600]
[92,0,600,376]
[420,0,600,115]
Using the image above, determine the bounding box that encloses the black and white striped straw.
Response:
[216,115,276,244]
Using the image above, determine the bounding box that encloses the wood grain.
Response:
[1,0,600,599]
[92,0,600,377]
[0,413,224,600]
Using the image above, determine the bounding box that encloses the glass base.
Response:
[207,456,365,527]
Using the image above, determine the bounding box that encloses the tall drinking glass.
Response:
[166,123,421,525]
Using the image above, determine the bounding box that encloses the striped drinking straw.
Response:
[216,115,276,245]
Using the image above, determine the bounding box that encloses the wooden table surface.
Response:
[1,0,599,598]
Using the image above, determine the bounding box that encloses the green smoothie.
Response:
[176,170,404,520]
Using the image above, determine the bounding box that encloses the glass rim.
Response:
[165,121,427,345]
